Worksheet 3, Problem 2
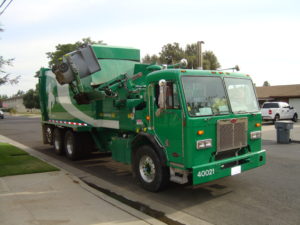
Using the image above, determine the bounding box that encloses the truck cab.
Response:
[144,69,265,187]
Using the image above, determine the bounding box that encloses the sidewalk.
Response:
[0,137,165,225]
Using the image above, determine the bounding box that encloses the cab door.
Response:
[151,81,184,165]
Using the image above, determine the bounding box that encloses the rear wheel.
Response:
[64,130,84,160]
[133,145,169,192]
[45,126,53,144]
[292,113,298,122]
[53,128,65,155]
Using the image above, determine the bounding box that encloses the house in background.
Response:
[1,96,27,112]
[1,96,40,113]
[256,84,300,112]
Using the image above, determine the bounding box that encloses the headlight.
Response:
[196,139,212,150]
[250,131,261,139]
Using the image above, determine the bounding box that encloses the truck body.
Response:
[39,45,266,191]
[261,101,298,123]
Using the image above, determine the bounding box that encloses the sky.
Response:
[1,0,300,96]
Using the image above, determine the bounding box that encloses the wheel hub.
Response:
[139,156,156,183]
[66,136,73,155]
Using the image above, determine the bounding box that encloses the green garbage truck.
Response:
[38,44,266,191]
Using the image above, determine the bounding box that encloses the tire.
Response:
[292,114,298,122]
[53,128,65,155]
[64,130,84,160]
[45,126,53,145]
[273,114,280,124]
[133,145,169,192]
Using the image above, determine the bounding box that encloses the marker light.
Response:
[146,115,150,121]
[197,130,204,135]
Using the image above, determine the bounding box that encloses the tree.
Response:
[263,81,270,86]
[142,42,221,70]
[12,90,25,97]
[184,43,198,69]
[142,54,160,64]
[0,27,20,86]
[23,84,40,110]
[159,42,185,64]
[46,37,105,67]
[202,51,221,70]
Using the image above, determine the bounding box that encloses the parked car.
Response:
[0,110,4,119]
[261,102,298,123]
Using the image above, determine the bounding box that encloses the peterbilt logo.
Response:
[230,118,238,123]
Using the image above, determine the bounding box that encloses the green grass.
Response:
[0,143,59,177]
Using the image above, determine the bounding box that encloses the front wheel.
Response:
[292,114,298,122]
[133,145,169,192]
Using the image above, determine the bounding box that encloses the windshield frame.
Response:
[224,76,260,114]
[180,75,230,117]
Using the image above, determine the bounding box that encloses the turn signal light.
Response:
[255,123,261,127]
[197,130,204,135]
[146,115,150,121]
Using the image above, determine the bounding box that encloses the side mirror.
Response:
[290,106,294,109]
[156,79,168,116]
[158,79,167,109]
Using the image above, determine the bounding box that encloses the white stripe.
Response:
[45,71,120,129]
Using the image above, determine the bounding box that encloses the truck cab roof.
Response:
[146,69,251,83]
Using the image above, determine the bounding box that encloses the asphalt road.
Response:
[1,115,300,225]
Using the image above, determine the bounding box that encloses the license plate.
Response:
[231,165,241,176]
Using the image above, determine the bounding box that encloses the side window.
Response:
[281,103,288,108]
[155,81,180,109]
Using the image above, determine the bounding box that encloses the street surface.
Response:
[1,115,300,225]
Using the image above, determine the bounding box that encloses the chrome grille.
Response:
[217,118,248,152]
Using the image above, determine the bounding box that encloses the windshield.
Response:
[182,76,229,116]
[224,77,259,113]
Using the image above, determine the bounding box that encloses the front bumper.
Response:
[262,116,273,120]
[192,150,266,185]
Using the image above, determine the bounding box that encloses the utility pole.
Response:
[197,41,205,70]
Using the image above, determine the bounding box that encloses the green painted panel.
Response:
[91,59,138,85]
[110,137,132,164]
[92,45,140,61]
